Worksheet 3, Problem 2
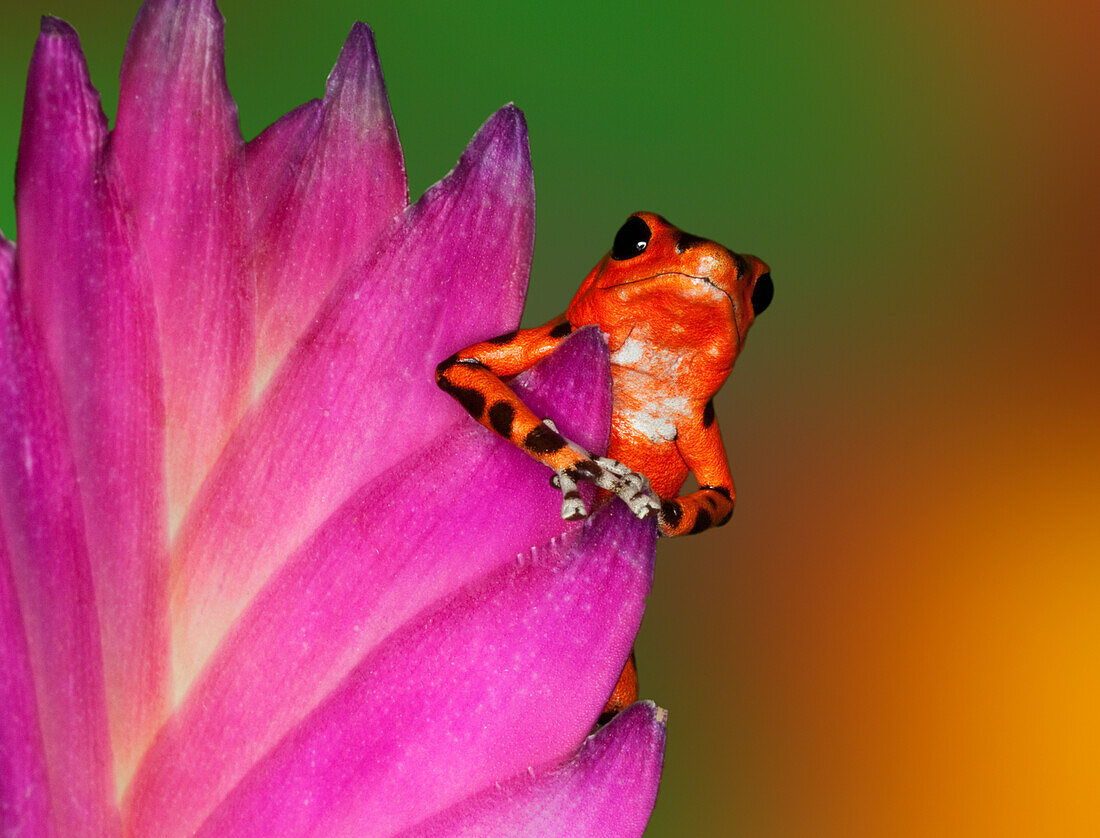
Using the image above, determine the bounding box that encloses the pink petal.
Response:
[246,22,407,382]
[194,501,656,838]
[0,238,118,835]
[398,702,667,838]
[125,328,611,838]
[0,243,51,838]
[112,0,253,522]
[171,105,534,688]
[0,533,51,838]
[14,17,167,784]
[241,100,324,234]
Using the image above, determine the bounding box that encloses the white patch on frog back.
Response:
[610,324,697,442]
[610,336,645,366]
[621,394,690,443]
[610,326,685,381]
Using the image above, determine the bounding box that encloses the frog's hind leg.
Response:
[598,650,639,725]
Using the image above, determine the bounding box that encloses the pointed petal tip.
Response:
[25,15,94,92]
[345,21,379,55]
[512,327,612,455]
[486,102,529,145]
[327,22,381,93]
[618,699,668,731]
[39,15,77,38]
[136,0,224,25]
[413,102,531,221]
[324,19,397,137]
[459,103,530,173]
[500,101,525,120]
[552,325,610,368]
[589,702,667,780]
[126,0,227,67]
[30,14,89,69]
[18,9,106,212]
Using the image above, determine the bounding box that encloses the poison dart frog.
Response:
[436,211,772,717]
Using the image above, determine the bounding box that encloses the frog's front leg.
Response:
[436,320,658,522]
[660,403,736,536]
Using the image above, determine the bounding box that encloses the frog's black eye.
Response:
[751,273,773,316]
[611,216,652,260]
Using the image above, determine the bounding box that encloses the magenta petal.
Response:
[399,702,667,838]
[0,240,118,835]
[112,0,253,520]
[14,18,167,782]
[171,105,534,686]
[241,100,323,235]
[194,501,655,838]
[0,532,51,838]
[125,329,611,838]
[246,22,407,381]
[0,244,50,838]
[515,328,613,455]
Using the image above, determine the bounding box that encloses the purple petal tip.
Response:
[39,15,77,38]
[345,21,378,56]
[327,23,380,92]
[513,327,612,455]
[539,326,608,375]
[128,0,226,54]
[138,0,223,22]
[621,700,668,731]
[461,104,530,171]
[29,15,91,77]
[489,102,528,143]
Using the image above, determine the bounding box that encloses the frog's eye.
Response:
[611,216,652,260]
[751,273,773,315]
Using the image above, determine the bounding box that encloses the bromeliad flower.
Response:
[0,1,665,835]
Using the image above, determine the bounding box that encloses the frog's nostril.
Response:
[750,273,773,315]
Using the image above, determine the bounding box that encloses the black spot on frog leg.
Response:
[549,320,573,338]
[689,507,713,534]
[524,424,567,454]
[488,401,516,437]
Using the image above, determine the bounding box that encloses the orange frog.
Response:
[436,211,772,716]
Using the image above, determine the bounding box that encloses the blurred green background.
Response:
[2,1,1097,835]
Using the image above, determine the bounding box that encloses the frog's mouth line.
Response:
[605,271,734,307]
[606,271,743,349]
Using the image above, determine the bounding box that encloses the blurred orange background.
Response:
[1,0,1097,835]
[642,3,1100,834]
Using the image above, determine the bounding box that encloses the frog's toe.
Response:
[541,428,658,522]
[591,455,632,477]
[619,479,660,520]
[561,494,588,521]
[593,465,659,520]
[553,465,589,521]
[628,491,661,520]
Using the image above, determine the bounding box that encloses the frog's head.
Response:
[566,212,771,370]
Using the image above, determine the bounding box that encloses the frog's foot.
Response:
[586,455,662,520]
[543,419,660,522]
[549,469,588,520]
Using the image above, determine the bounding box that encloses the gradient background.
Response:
[2,1,1097,835]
